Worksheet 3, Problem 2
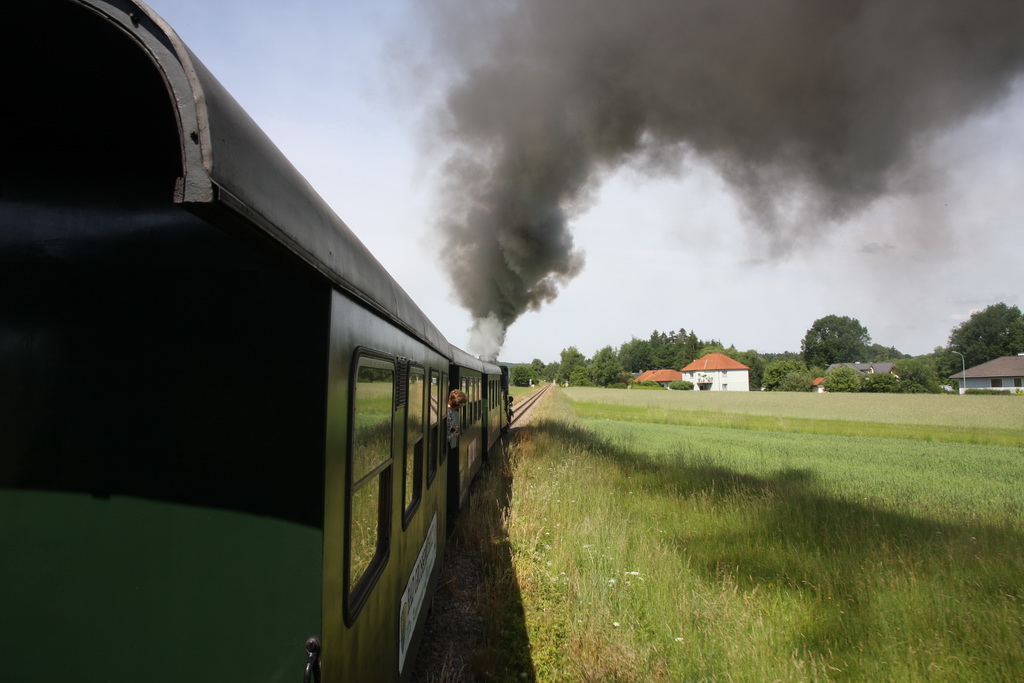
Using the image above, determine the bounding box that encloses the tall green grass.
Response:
[485,388,1024,681]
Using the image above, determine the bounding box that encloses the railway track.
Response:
[509,383,550,427]
[413,384,551,681]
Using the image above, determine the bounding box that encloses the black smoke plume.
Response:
[417,0,1024,359]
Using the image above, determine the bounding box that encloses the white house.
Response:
[949,354,1024,394]
[681,352,750,391]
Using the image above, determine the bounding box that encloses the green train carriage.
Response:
[0,1,507,680]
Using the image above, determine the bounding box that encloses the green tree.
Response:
[558,347,586,384]
[648,330,674,369]
[681,332,702,367]
[864,343,909,362]
[530,358,546,376]
[569,365,593,387]
[947,302,1024,370]
[509,365,534,387]
[861,373,900,393]
[589,346,623,387]
[823,365,862,393]
[541,362,560,383]
[618,337,654,373]
[895,357,941,394]
[779,369,814,392]
[801,315,871,368]
[698,343,725,358]
[763,359,809,391]
[931,346,965,389]
[761,351,803,363]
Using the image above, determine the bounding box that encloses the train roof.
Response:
[70,0,454,356]
[448,346,504,376]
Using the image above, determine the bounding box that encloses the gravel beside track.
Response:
[412,387,550,681]
[410,541,487,682]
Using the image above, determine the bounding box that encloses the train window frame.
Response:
[403,363,425,527]
[427,368,440,486]
[474,377,481,423]
[345,350,395,622]
[439,371,449,465]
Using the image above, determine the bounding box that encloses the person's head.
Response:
[448,389,467,409]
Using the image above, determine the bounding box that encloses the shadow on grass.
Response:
[442,430,536,682]
[527,418,1024,677]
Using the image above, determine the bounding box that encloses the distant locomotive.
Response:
[0,1,509,681]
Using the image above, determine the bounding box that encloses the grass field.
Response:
[459,387,1024,681]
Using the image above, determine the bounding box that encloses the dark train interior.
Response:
[1,0,328,527]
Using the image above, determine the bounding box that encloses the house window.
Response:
[1015,378,1022,388]
[991,379,1003,388]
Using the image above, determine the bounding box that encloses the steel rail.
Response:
[509,384,550,427]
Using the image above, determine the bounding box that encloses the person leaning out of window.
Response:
[446,389,467,448]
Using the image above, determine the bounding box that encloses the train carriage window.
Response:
[349,356,394,605]
[404,366,424,522]
[427,369,440,484]
[439,372,449,464]
[474,378,481,423]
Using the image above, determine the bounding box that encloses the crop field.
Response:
[567,386,1023,428]
[464,387,1024,681]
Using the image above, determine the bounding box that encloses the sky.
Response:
[144,0,1023,364]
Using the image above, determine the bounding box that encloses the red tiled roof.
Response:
[634,369,682,383]
[812,377,825,386]
[681,352,750,372]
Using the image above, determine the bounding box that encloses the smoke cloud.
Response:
[417,0,1024,358]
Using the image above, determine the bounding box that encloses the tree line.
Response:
[506,302,1024,393]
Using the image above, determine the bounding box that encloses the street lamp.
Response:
[952,350,966,395]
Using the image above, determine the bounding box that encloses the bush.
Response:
[668,381,694,391]
[763,359,810,391]
[632,380,665,390]
[569,365,593,387]
[894,357,941,394]
[607,383,629,390]
[509,365,534,387]
[823,366,862,393]
[964,389,1021,396]
[779,370,814,392]
[861,373,900,393]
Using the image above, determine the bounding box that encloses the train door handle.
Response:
[304,637,321,683]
